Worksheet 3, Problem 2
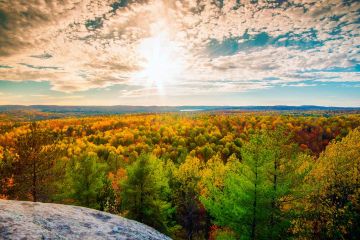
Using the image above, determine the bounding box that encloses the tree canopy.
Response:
[0,112,359,239]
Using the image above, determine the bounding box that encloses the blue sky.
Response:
[0,0,359,106]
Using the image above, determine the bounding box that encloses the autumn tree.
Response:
[8,122,63,202]
[296,128,360,239]
[0,146,14,198]
[173,156,205,239]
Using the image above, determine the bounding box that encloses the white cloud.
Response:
[0,0,359,97]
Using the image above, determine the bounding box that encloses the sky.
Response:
[0,0,359,106]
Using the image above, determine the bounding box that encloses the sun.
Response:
[134,25,184,94]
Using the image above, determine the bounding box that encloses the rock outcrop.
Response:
[0,200,171,240]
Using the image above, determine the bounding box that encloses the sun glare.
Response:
[134,24,184,94]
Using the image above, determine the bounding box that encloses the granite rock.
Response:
[0,200,171,240]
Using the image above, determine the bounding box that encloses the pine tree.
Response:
[64,152,106,209]
[201,129,309,239]
[120,153,173,233]
[97,176,117,213]
[202,133,272,239]
[264,128,307,239]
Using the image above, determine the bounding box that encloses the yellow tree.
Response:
[301,128,360,239]
[173,156,205,239]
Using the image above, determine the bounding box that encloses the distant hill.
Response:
[0,105,359,121]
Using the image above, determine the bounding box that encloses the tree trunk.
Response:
[187,216,193,240]
[186,200,194,240]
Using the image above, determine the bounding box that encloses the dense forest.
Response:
[0,112,359,239]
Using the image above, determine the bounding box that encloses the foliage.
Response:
[62,152,107,209]
[201,129,311,239]
[120,153,174,233]
[0,113,359,239]
[293,128,360,239]
[172,156,205,239]
[1,122,63,201]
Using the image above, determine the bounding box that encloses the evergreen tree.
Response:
[264,128,307,239]
[97,176,117,213]
[202,133,272,239]
[120,153,173,233]
[64,152,106,209]
[201,129,309,239]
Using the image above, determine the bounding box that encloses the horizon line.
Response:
[0,104,360,108]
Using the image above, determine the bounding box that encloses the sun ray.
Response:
[133,20,185,95]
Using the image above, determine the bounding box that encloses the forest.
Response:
[0,112,359,240]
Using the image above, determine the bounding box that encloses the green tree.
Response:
[201,130,309,239]
[120,153,173,233]
[64,152,106,209]
[264,128,308,239]
[202,133,272,239]
[97,176,117,213]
